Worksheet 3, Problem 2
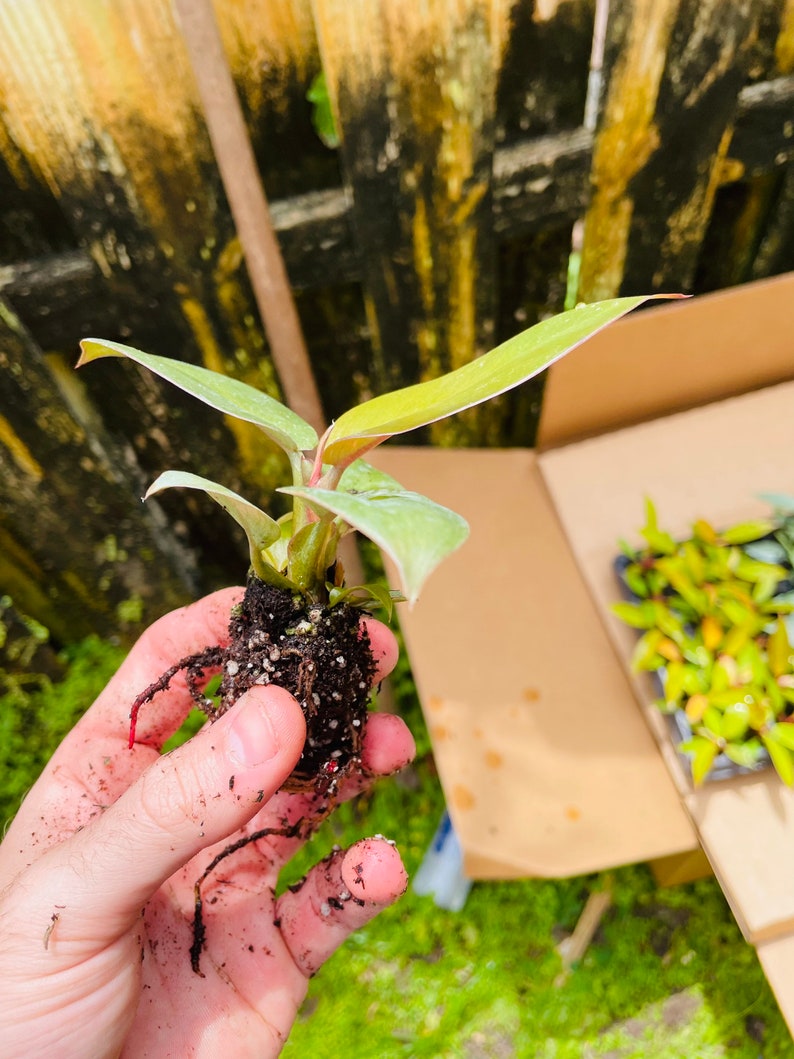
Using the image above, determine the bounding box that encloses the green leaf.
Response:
[338,459,403,493]
[623,566,650,598]
[656,558,707,614]
[261,513,293,573]
[281,485,469,604]
[762,733,794,785]
[701,706,724,739]
[610,601,655,629]
[720,520,777,545]
[679,736,718,786]
[287,521,338,594]
[306,70,340,149]
[328,582,403,618]
[721,701,750,742]
[323,296,655,465]
[724,739,763,767]
[759,492,794,515]
[768,619,791,678]
[630,628,664,672]
[768,722,794,751]
[743,539,787,565]
[662,661,687,705]
[144,471,279,578]
[77,339,318,454]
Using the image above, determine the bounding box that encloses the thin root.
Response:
[128,646,225,747]
[190,798,338,975]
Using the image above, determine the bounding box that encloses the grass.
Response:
[2,635,793,1057]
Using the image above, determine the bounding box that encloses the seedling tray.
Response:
[612,549,793,784]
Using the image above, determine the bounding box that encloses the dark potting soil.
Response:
[129,575,376,794]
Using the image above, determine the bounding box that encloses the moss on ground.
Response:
[0,635,125,830]
[2,635,793,1057]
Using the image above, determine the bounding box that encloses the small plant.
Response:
[79,297,650,792]
[613,499,794,785]
[79,296,650,969]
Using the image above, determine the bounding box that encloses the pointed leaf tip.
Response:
[145,470,280,577]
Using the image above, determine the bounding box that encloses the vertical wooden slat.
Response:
[175,0,326,436]
[0,0,282,497]
[313,0,511,444]
[212,0,335,198]
[496,0,595,142]
[492,0,596,447]
[750,1,794,278]
[578,0,762,300]
[0,299,196,643]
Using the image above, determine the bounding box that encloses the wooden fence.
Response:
[1,0,793,648]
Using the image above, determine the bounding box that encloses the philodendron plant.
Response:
[613,498,794,785]
[78,297,650,799]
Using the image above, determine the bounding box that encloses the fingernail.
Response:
[227,691,281,767]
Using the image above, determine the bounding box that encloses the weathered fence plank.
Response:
[0,0,284,498]
[578,0,763,300]
[1,0,793,641]
[0,300,197,642]
[313,0,510,446]
[176,0,326,436]
[213,0,335,199]
[750,6,794,280]
[695,2,794,293]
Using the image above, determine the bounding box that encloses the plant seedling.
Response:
[78,295,651,969]
[613,498,794,785]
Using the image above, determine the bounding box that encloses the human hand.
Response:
[0,587,414,1058]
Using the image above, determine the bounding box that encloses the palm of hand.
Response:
[0,589,411,1059]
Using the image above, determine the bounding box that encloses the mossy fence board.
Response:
[0,0,792,645]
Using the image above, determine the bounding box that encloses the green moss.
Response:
[0,635,124,829]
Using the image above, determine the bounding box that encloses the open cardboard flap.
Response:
[372,275,794,1030]
[371,447,696,879]
[538,272,794,450]
[540,380,794,942]
[373,274,794,888]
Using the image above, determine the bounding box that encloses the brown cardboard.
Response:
[539,380,794,942]
[371,274,794,1034]
[758,934,794,1030]
[538,272,794,450]
[371,447,697,879]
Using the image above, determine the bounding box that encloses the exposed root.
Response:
[128,646,225,747]
[190,799,336,975]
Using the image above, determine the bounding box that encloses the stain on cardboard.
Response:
[484,749,503,769]
[523,687,541,702]
[564,805,581,822]
[452,784,475,811]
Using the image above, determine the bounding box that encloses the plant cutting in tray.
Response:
[77,295,651,969]
[612,497,794,786]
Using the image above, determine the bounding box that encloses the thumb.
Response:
[28,685,305,937]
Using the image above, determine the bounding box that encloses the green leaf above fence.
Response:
[323,296,661,465]
[77,339,318,454]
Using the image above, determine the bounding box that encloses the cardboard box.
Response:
[371,271,794,1025]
